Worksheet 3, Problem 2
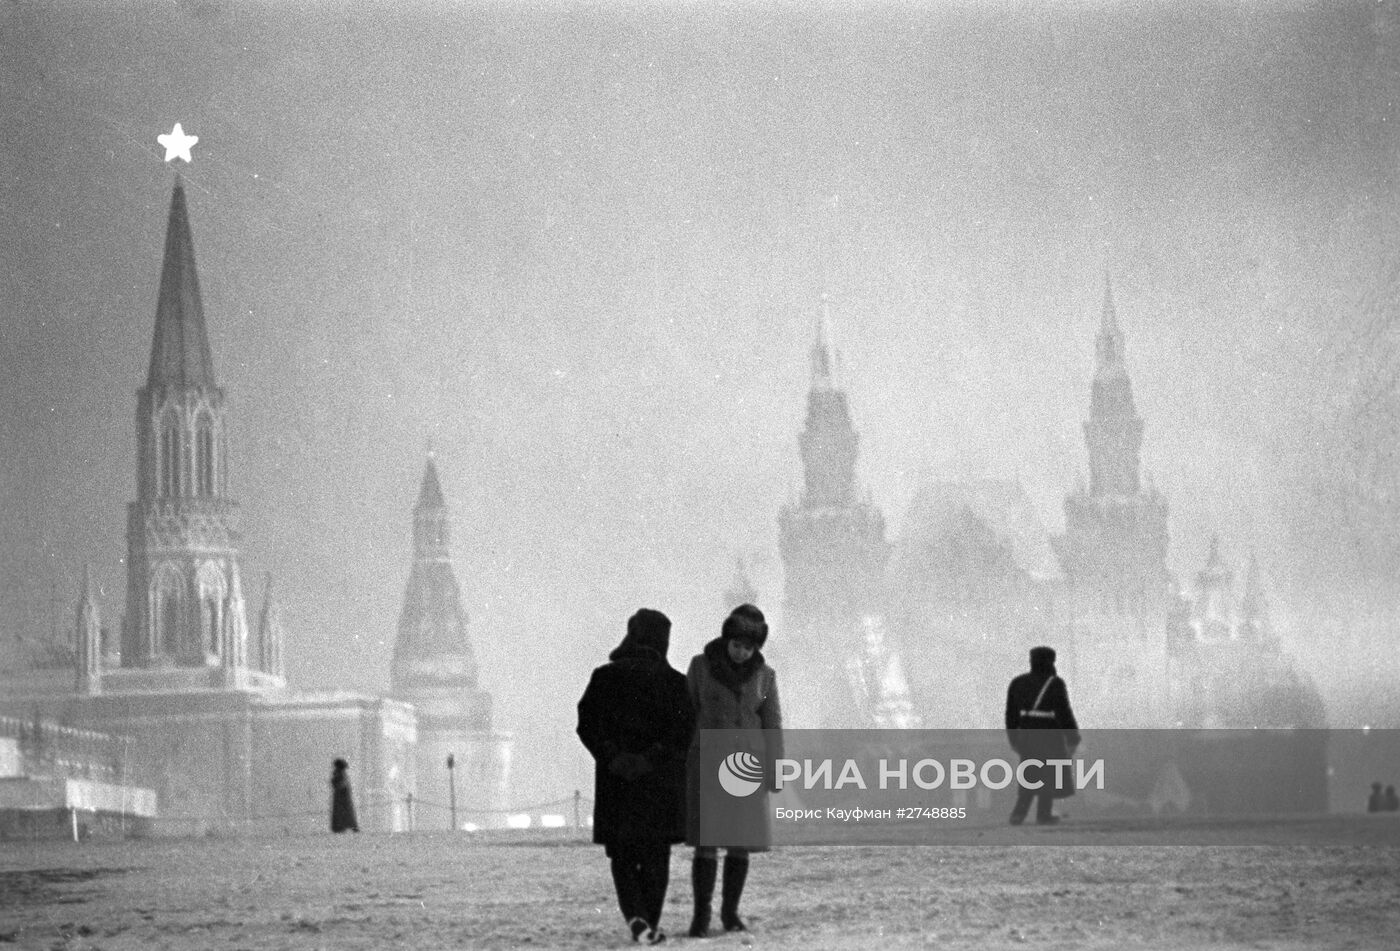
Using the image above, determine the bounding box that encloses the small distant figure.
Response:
[330,758,360,833]
[1368,782,1385,814]
[577,608,694,946]
[1005,646,1081,826]
[685,603,783,937]
[1385,785,1400,813]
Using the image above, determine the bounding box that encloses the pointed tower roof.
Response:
[147,178,216,389]
[418,453,446,510]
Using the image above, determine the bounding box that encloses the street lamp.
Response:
[446,753,457,831]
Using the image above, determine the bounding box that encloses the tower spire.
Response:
[1094,271,1127,379]
[811,297,836,387]
[147,179,216,389]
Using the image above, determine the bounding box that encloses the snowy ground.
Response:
[3,816,1400,950]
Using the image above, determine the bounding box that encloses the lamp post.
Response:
[446,753,457,831]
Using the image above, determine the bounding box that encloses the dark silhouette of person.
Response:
[1368,781,1385,813]
[1005,646,1081,826]
[685,603,783,937]
[1385,785,1400,812]
[577,608,694,945]
[330,758,359,833]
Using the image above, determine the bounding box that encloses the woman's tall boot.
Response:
[719,853,750,932]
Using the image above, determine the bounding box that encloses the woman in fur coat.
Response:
[685,603,782,937]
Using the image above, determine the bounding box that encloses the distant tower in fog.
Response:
[1054,276,1174,725]
[118,181,279,688]
[391,454,510,825]
[778,300,890,726]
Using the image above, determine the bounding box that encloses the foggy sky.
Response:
[2,1,1394,800]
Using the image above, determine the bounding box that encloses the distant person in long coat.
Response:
[330,758,359,833]
[1385,785,1400,812]
[1368,782,1385,813]
[685,603,783,937]
[577,608,695,945]
[1005,646,1081,826]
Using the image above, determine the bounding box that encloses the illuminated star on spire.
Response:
[158,123,199,163]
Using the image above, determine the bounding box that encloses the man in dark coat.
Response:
[1005,646,1081,826]
[578,608,695,945]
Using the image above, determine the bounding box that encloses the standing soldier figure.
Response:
[1005,646,1081,826]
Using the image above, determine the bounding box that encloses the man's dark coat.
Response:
[577,630,695,846]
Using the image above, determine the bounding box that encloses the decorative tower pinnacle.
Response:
[1193,535,1236,641]
[254,573,287,680]
[221,565,249,687]
[75,566,102,694]
[724,556,758,613]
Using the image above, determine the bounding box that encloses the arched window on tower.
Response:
[196,414,215,497]
[201,592,221,658]
[196,564,227,661]
[160,413,182,498]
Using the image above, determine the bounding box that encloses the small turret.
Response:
[255,573,286,679]
[723,557,758,613]
[74,566,102,695]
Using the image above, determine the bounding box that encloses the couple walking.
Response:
[576,604,782,945]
